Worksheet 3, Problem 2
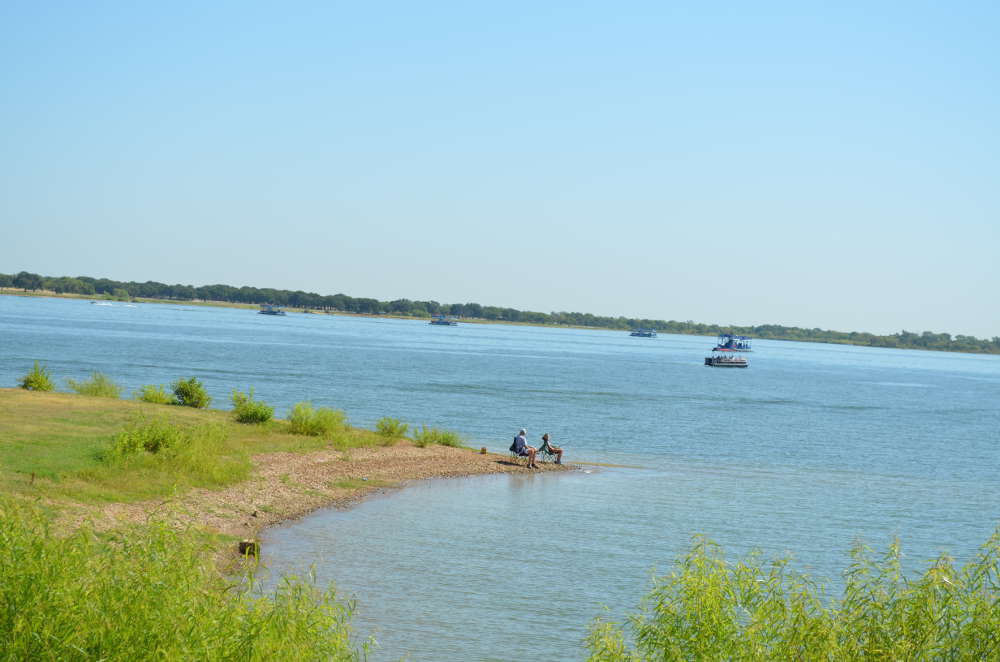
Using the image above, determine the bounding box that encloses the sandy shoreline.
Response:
[88,442,573,543]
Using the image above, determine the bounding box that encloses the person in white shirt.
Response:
[512,428,538,468]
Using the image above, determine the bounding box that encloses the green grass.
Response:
[288,401,347,437]
[0,498,365,661]
[66,371,123,398]
[586,534,1000,661]
[375,416,408,440]
[0,389,409,504]
[97,415,251,490]
[411,425,463,448]
[134,383,172,404]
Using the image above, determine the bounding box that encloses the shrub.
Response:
[18,361,55,392]
[0,498,366,661]
[231,388,274,424]
[586,533,1000,662]
[412,425,463,448]
[172,376,212,408]
[108,416,186,459]
[287,402,346,437]
[103,416,248,487]
[134,384,172,404]
[66,371,122,398]
[375,417,408,439]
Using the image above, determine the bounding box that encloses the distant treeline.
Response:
[3,270,998,354]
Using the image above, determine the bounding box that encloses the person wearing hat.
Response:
[512,428,538,468]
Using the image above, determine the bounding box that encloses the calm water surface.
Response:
[4,296,999,661]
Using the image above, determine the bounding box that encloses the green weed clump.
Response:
[412,425,463,448]
[0,498,365,661]
[66,371,122,398]
[375,417,408,439]
[108,416,186,458]
[231,388,274,424]
[18,361,55,391]
[134,383,172,404]
[586,533,1000,662]
[172,376,212,408]
[288,402,347,437]
[104,416,250,487]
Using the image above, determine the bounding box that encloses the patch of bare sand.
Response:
[92,442,571,541]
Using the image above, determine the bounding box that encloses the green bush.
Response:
[375,417,408,439]
[412,425,463,448]
[108,416,186,458]
[0,498,365,661]
[104,416,249,487]
[66,371,122,398]
[172,376,212,408]
[134,383,172,404]
[18,361,55,392]
[288,402,347,437]
[231,388,274,424]
[586,533,1000,662]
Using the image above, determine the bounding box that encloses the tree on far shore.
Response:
[13,271,43,291]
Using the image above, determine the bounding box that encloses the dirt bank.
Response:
[91,442,572,541]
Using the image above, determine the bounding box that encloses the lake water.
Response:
[4,295,1000,661]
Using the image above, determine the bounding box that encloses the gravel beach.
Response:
[93,441,573,541]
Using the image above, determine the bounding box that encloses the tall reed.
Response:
[375,417,408,439]
[134,383,172,404]
[411,425,463,448]
[66,371,122,398]
[0,498,365,661]
[586,533,1000,661]
[288,402,347,437]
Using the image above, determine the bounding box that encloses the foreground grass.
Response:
[587,535,1000,661]
[0,498,364,661]
[0,388,410,504]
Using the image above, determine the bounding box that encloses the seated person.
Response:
[539,433,563,464]
[512,428,538,468]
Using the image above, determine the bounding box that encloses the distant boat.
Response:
[713,333,751,351]
[259,303,286,316]
[630,329,656,337]
[704,348,749,368]
[91,301,113,306]
[429,314,458,326]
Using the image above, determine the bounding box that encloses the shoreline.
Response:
[78,441,574,544]
[4,288,997,355]
[0,389,573,553]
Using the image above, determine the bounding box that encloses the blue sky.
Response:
[2,1,998,338]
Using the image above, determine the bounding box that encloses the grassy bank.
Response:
[0,386,542,659]
[0,388,399,660]
[0,388,410,505]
